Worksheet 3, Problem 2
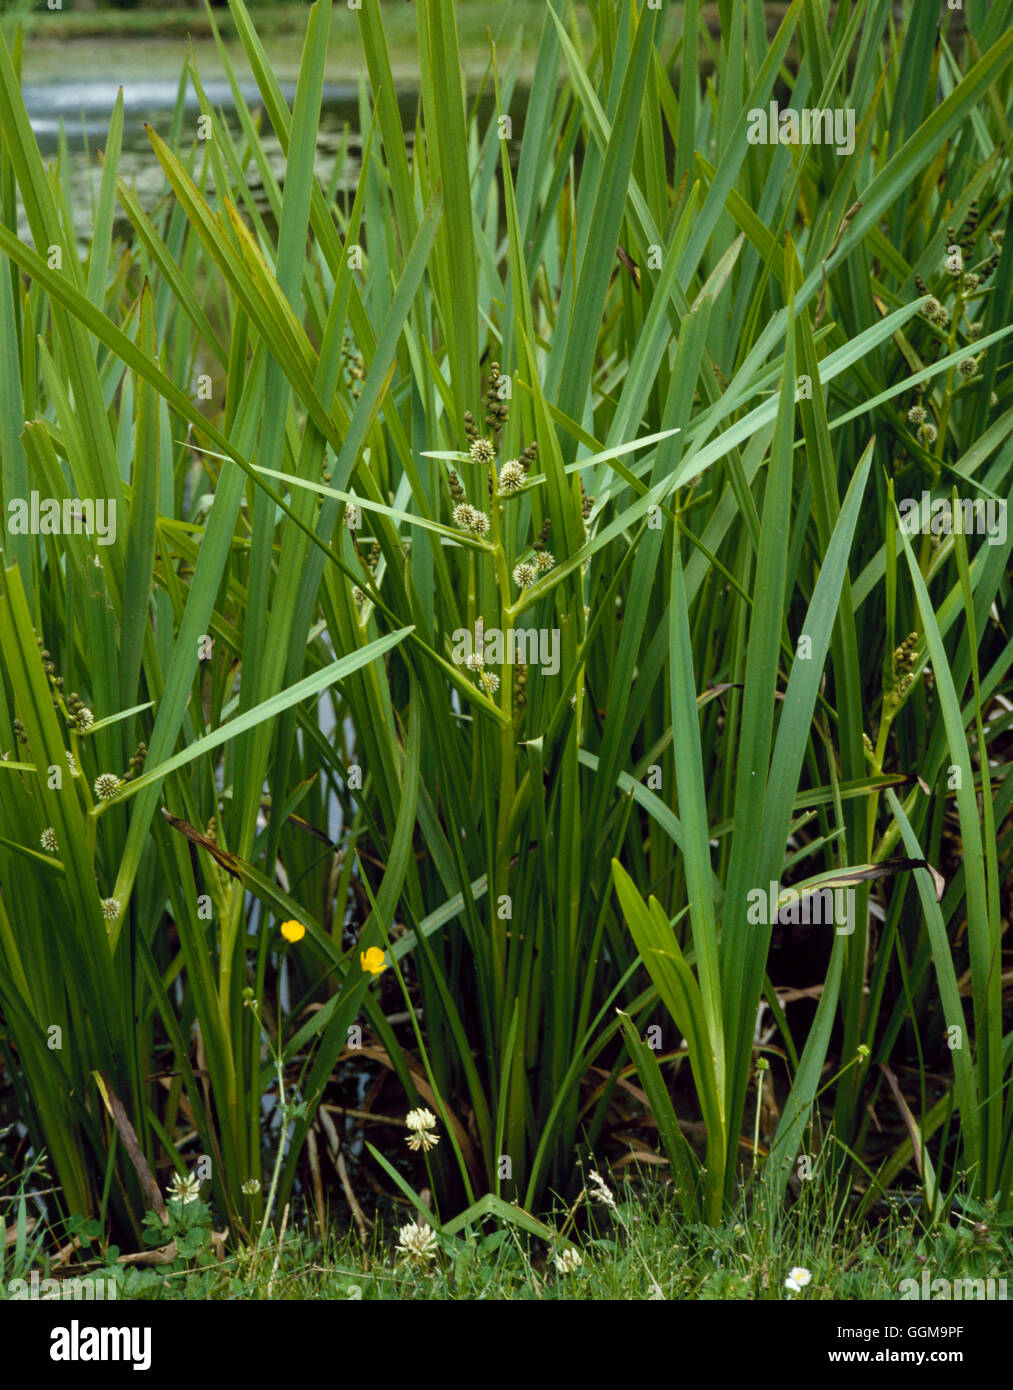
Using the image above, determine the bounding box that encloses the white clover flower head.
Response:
[513,562,536,590]
[464,652,485,671]
[480,671,500,695]
[588,1171,616,1209]
[535,551,555,572]
[100,898,121,922]
[785,1266,812,1293]
[93,773,122,801]
[40,827,59,854]
[397,1221,438,1264]
[554,1248,583,1275]
[469,438,496,464]
[405,1107,440,1152]
[167,1170,201,1206]
[497,460,527,494]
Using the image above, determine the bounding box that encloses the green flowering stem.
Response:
[254,1003,291,1254]
[753,1059,769,1170]
[375,913,476,1207]
[815,1047,871,1103]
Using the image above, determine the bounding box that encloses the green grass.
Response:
[6,1154,1012,1301]
[0,0,1011,1295]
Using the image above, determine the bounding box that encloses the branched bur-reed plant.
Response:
[0,0,1010,1255]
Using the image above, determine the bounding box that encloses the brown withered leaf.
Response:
[791,857,945,903]
[615,244,641,290]
[92,1071,167,1222]
[161,808,246,881]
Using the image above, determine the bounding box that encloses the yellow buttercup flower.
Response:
[280,919,306,943]
[360,946,388,976]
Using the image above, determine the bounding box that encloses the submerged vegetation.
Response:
[0,0,1011,1297]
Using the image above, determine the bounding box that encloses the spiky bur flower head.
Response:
[968,321,983,340]
[535,551,555,572]
[241,1178,261,1196]
[66,750,79,777]
[480,671,500,696]
[93,773,122,801]
[512,562,537,589]
[958,356,980,379]
[451,502,490,537]
[497,460,527,494]
[397,1221,438,1264]
[40,827,59,854]
[907,404,926,425]
[464,652,485,672]
[405,1107,440,1152]
[961,272,981,295]
[167,1170,201,1206]
[469,437,496,464]
[66,693,94,731]
[554,1248,583,1275]
[921,297,950,328]
[100,898,121,921]
[918,422,938,446]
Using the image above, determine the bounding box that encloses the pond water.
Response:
[19,78,387,247]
